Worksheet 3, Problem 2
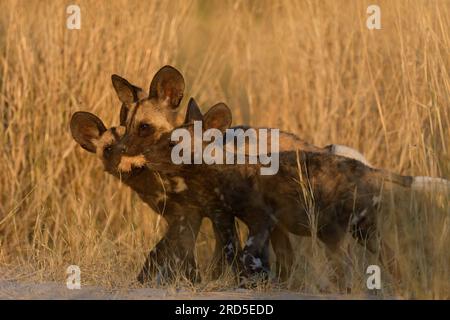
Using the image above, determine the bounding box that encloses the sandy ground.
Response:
[0,279,331,300]
[0,268,387,300]
[0,277,391,300]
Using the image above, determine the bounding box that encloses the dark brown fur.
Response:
[109,66,374,283]
[115,85,371,280]
[111,67,302,280]
[136,104,415,287]
[70,112,223,284]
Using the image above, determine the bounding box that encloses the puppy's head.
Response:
[70,111,145,176]
[136,98,232,170]
[111,65,185,160]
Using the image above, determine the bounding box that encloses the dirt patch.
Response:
[0,277,390,300]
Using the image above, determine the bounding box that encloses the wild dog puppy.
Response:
[110,66,244,280]
[112,65,373,280]
[127,102,449,289]
[111,66,297,280]
[70,112,208,284]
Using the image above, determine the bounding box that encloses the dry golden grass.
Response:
[0,0,448,298]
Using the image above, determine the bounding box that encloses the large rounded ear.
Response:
[70,112,107,153]
[111,74,146,125]
[183,98,203,124]
[119,105,129,126]
[203,103,232,132]
[111,74,144,104]
[149,65,185,109]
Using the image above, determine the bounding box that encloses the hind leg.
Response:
[270,225,294,282]
[323,242,353,293]
[319,225,353,293]
[379,240,401,283]
[353,228,401,284]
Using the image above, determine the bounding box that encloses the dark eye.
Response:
[139,123,154,137]
[103,145,113,158]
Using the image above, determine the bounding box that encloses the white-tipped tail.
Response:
[412,176,450,192]
[330,144,372,167]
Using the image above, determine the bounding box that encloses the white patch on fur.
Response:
[161,179,172,192]
[351,209,367,226]
[116,126,126,137]
[171,177,188,193]
[372,195,382,206]
[225,243,234,256]
[155,270,163,285]
[245,237,254,247]
[330,144,372,167]
[128,101,174,135]
[118,154,147,172]
[412,176,450,192]
[250,257,262,270]
[94,131,115,159]
[155,192,168,204]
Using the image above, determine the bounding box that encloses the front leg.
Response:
[270,225,294,282]
[137,211,202,285]
[137,232,178,285]
[210,210,242,279]
[240,218,275,285]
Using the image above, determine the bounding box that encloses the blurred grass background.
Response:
[0,0,448,298]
